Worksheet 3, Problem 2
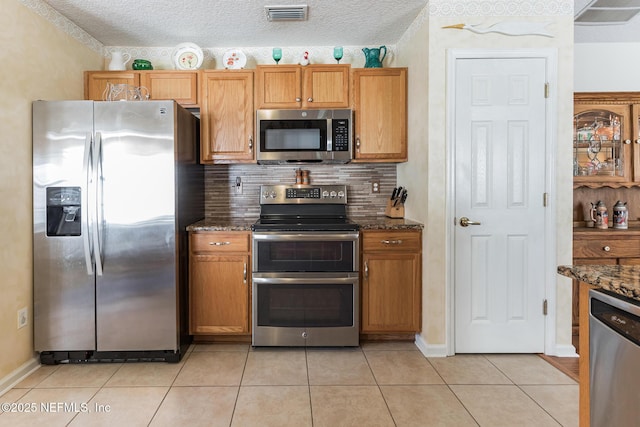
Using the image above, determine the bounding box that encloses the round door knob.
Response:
[603,246,611,252]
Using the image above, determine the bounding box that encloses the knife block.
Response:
[385,200,404,218]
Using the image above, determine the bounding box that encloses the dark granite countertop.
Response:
[187,219,257,232]
[187,217,424,232]
[558,265,640,301]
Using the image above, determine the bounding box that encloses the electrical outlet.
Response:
[235,177,243,194]
[17,307,28,329]
[371,180,380,193]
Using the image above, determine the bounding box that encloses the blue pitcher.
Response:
[362,46,387,68]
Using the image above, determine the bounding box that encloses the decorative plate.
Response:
[172,43,204,70]
[223,49,247,69]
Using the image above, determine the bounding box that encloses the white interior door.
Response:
[454,57,547,353]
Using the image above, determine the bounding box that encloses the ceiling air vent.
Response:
[265,5,308,21]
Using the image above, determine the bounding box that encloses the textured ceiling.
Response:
[41,0,640,48]
[42,0,428,47]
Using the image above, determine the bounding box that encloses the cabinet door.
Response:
[361,252,421,332]
[573,103,632,185]
[190,254,250,334]
[84,71,139,101]
[201,71,254,163]
[302,65,350,108]
[256,65,302,109]
[140,71,198,106]
[352,68,407,162]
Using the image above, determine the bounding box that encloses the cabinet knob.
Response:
[625,139,632,144]
[636,139,640,144]
[249,135,253,150]
[356,138,360,150]
[307,97,313,102]
[243,263,247,284]
[295,97,302,102]
[603,246,611,252]
[364,261,368,279]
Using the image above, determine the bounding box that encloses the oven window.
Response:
[260,120,327,151]
[255,240,355,272]
[256,283,354,327]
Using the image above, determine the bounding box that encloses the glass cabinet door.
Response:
[573,105,631,184]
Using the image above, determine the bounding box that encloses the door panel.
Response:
[454,58,547,353]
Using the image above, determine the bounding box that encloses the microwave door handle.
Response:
[82,132,94,275]
[92,132,104,276]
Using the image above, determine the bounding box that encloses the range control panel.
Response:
[260,185,347,204]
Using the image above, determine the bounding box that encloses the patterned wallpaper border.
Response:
[428,0,573,16]
[19,0,104,54]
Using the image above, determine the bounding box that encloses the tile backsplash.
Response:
[205,164,397,220]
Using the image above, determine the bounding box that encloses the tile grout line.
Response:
[305,348,314,427]
[425,351,481,426]
[145,344,195,426]
[361,346,398,427]
[227,344,250,427]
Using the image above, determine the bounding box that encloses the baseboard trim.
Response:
[0,357,40,397]
[415,334,448,357]
[548,344,579,358]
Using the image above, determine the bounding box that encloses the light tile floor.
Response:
[0,342,578,427]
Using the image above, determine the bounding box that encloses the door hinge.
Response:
[543,192,549,207]
[544,82,550,98]
[543,299,548,316]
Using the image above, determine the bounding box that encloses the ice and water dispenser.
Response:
[46,187,81,236]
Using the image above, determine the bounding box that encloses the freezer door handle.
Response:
[82,132,94,275]
[92,132,104,276]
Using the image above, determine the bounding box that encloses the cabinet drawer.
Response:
[573,239,640,258]
[362,231,421,252]
[190,232,250,253]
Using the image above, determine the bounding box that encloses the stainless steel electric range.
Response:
[251,184,359,347]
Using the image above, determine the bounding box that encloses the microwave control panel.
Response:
[332,119,350,151]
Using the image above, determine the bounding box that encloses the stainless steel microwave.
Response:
[256,109,352,164]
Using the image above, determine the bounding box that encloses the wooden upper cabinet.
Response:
[201,70,255,163]
[256,64,350,109]
[85,70,198,107]
[84,71,139,101]
[352,68,407,162]
[139,71,199,106]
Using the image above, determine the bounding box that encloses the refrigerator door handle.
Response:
[82,132,94,275]
[92,132,104,276]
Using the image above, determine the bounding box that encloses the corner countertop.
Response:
[186,217,424,232]
[557,265,640,301]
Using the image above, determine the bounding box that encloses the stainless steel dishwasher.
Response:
[589,289,640,427]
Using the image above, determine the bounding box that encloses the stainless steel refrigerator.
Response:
[33,100,203,364]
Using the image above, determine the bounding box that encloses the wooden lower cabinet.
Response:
[572,230,640,342]
[189,231,251,334]
[361,230,422,333]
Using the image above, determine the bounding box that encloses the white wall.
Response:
[396,0,575,356]
[575,43,640,92]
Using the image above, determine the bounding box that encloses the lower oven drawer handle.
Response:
[209,241,231,246]
[381,239,403,245]
[252,277,357,285]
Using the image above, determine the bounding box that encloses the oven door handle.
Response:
[252,276,358,285]
[252,232,359,242]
